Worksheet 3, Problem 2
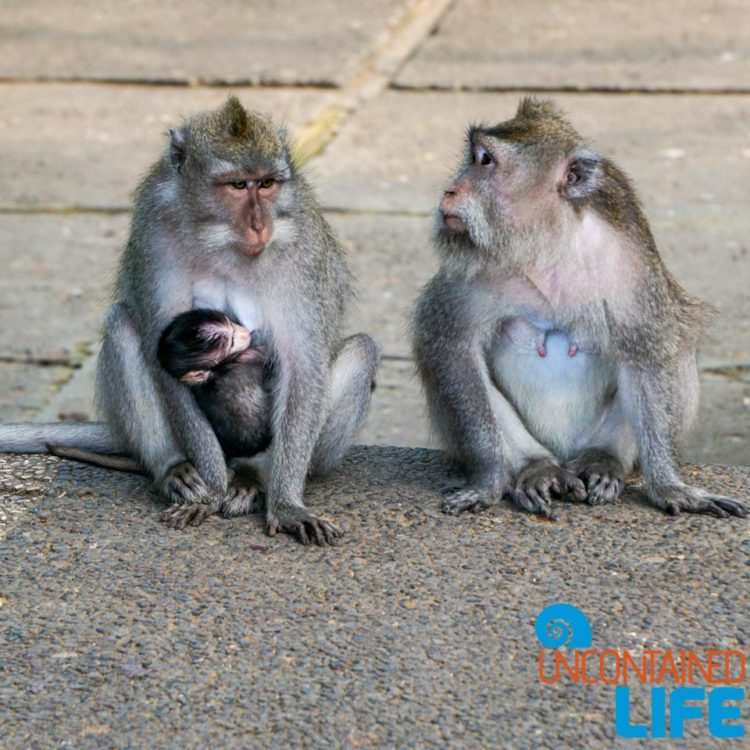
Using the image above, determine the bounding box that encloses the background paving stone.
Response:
[0,0,413,86]
[394,0,750,91]
[331,212,435,358]
[0,449,747,749]
[0,213,125,360]
[0,83,334,210]
[0,363,73,422]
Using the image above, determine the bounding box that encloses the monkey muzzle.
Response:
[441,213,467,232]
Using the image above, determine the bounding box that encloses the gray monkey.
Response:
[0,97,381,545]
[413,97,747,520]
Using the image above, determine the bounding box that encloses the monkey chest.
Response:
[490,318,617,457]
[192,279,263,331]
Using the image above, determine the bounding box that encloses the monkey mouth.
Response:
[441,213,467,232]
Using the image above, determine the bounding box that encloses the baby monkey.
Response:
[157,308,273,462]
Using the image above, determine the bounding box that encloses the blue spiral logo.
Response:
[535,603,593,649]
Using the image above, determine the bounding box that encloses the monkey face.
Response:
[437,99,606,263]
[168,97,297,258]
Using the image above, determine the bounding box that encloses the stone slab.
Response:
[0,449,748,749]
[332,213,435,357]
[0,214,125,361]
[686,374,750,467]
[394,0,750,91]
[0,83,333,210]
[314,91,750,364]
[0,363,72,422]
[358,357,431,448]
[0,0,410,86]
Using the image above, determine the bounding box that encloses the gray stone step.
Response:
[0,0,412,86]
[394,0,750,91]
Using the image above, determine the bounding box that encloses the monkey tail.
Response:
[0,421,121,454]
[46,445,142,474]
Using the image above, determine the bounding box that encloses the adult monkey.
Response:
[0,97,380,545]
[413,98,747,520]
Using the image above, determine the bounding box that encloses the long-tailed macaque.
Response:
[413,98,747,520]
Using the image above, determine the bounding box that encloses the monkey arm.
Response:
[618,360,747,518]
[414,275,551,491]
[263,334,341,544]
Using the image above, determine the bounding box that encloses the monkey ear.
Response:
[169,127,188,171]
[559,148,602,202]
[180,370,212,386]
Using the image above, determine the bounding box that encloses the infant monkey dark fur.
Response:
[413,97,748,521]
[157,308,273,460]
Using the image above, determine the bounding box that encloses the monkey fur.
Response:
[0,97,381,545]
[413,97,747,520]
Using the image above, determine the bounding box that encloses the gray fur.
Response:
[0,97,381,544]
[413,97,747,520]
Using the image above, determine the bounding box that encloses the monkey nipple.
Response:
[568,343,578,357]
[537,343,547,358]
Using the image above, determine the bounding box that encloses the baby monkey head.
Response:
[167,96,297,258]
[438,97,603,262]
[157,309,253,386]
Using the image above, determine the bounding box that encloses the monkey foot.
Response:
[221,464,265,517]
[511,458,586,518]
[565,450,625,506]
[159,461,209,505]
[266,508,342,546]
[160,502,218,529]
[441,488,500,515]
[651,483,749,519]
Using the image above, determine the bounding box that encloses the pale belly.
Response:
[490,319,617,460]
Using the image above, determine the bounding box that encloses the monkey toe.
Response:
[441,489,496,515]
[160,502,216,529]
[267,509,342,545]
[585,474,623,506]
[652,484,748,519]
[511,487,554,519]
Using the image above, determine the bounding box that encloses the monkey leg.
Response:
[309,333,381,477]
[97,304,216,515]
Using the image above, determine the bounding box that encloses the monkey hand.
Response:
[511,458,586,519]
[441,485,506,515]
[158,461,220,529]
[649,483,748,519]
[267,505,343,546]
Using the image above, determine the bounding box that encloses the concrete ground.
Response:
[0,2,748,748]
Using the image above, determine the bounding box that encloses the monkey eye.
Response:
[472,145,494,167]
[258,177,275,190]
[229,180,248,190]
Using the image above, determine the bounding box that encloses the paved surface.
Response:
[1,449,749,749]
[0,2,749,747]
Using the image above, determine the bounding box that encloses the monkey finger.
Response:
[567,476,587,503]
[308,522,327,547]
[296,524,311,546]
[267,521,279,537]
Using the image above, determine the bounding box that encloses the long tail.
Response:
[47,445,142,473]
[0,422,122,453]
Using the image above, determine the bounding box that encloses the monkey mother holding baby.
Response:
[0,96,745,544]
[0,97,381,545]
